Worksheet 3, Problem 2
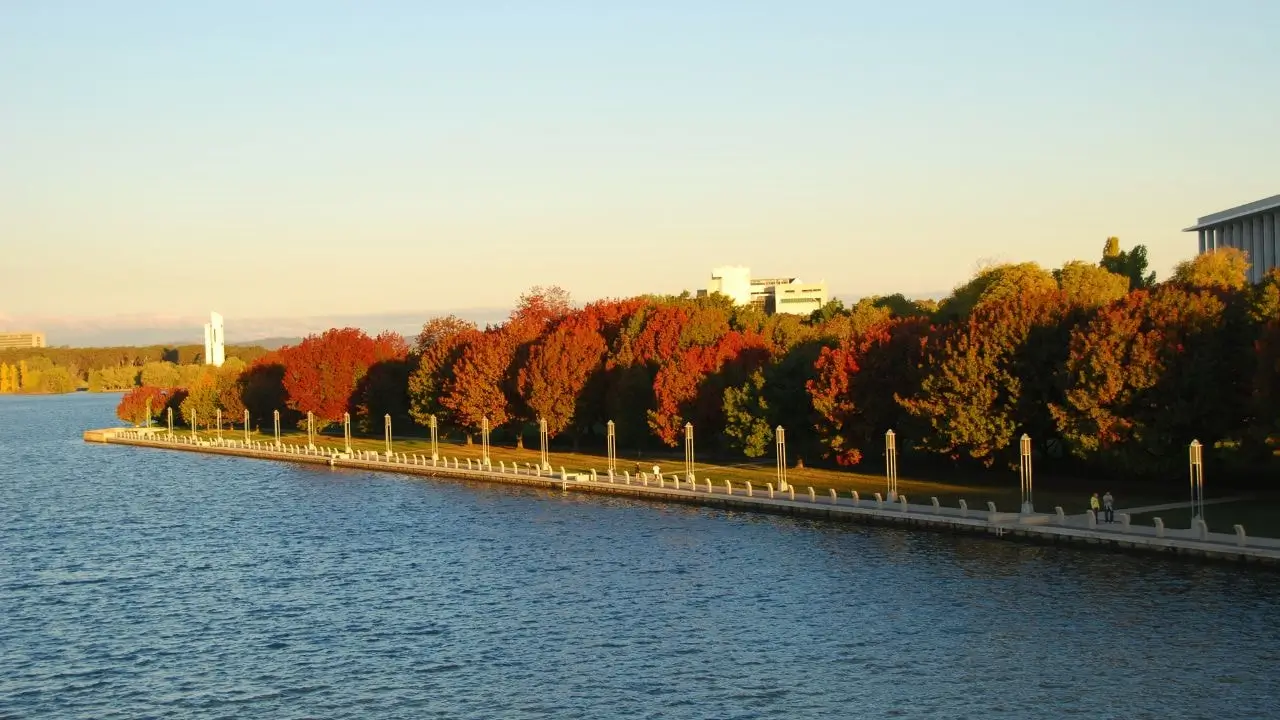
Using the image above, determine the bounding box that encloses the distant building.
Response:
[1184,193,1280,283]
[203,312,225,367]
[698,267,828,316]
[0,332,46,350]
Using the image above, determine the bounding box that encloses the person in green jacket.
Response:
[1090,492,1101,520]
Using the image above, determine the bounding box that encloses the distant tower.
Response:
[203,312,225,367]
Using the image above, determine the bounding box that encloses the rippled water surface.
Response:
[2,394,1279,719]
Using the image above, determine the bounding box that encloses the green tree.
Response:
[723,370,772,457]
[1100,238,1157,290]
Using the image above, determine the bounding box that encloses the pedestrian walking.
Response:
[1090,492,1101,521]
[1103,491,1115,523]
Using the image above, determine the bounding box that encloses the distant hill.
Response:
[230,337,301,351]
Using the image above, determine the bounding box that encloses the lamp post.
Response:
[684,422,695,483]
[243,409,250,444]
[775,426,788,492]
[307,411,315,449]
[167,407,174,438]
[885,430,898,501]
[1189,439,1205,524]
[1019,433,1033,514]
[343,412,352,454]
[429,414,438,461]
[191,410,197,442]
[384,414,393,457]
[145,397,151,429]
[216,408,222,443]
[539,417,549,471]
[481,416,490,464]
[606,420,617,476]
[273,409,281,448]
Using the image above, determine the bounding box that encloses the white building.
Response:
[203,312,225,367]
[698,268,828,316]
[704,266,753,306]
[1184,193,1280,283]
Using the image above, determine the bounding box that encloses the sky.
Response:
[2,1,1278,342]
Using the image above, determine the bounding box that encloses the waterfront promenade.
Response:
[85,427,1280,566]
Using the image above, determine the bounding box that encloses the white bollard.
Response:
[726,480,733,496]
[624,471,631,485]
[500,461,506,473]
[851,490,859,506]
[931,497,940,514]
[746,482,753,497]
[830,488,838,504]
[560,467,567,480]
[1234,524,1247,547]
[1119,513,1131,531]
[704,479,711,494]
[899,495,909,512]
[641,473,648,487]
[767,483,774,499]
[986,501,997,516]
[874,492,883,508]
[807,487,815,502]
[1193,519,1209,541]
[535,465,541,477]
[1154,517,1165,538]
[959,499,968,518]
[787,487,795,501]
[590,469,598,482]
[1055,506,1065,525]
[673,475,680,491]
[467,458,473,470]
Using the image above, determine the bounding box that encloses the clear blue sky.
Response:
[2,1,1277,328]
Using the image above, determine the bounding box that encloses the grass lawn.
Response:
[1129,500,1280,538]
[188,426,1189,517]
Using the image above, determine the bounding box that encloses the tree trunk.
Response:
[465,434,473,446]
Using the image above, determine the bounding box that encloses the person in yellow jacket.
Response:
[1090,492,1101,520]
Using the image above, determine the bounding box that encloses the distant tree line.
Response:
[116,240,1280,482]
[0,344,268,394]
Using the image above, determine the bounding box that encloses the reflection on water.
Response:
[1,393,1278,719]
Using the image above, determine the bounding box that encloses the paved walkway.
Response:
[1115,497,1245,515]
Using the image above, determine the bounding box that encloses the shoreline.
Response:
[84,427,1280,568]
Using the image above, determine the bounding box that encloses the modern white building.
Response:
[703,266,753,306]
[698,268,828,316]
[203,312,225,367]
[0,331,46,350]
[1184,193,1280,283]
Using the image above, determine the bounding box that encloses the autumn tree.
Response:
[1054,261,1129,309]
[808,317,929,465]
[116,385,171,426]
[278,328,404,428]
[899,290,1070,466]
[936,263,1059,321]
[442,327,516,436]
[648,331,770,447]
[1171,247,1250,291]
[1051,284,1252,476]
[518,311,607,440]
[407,316,479,429]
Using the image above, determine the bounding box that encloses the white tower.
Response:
[203,312,225,367]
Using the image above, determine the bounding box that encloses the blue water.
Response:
[1,393,1278,719]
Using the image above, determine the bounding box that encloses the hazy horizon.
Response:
[4,2,1277,329]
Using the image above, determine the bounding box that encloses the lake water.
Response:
[2,393,1278,719]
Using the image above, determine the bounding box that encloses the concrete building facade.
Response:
[1184,193,1280,283]
[203,312,225,367]
[0,332,47,350]
[698,268,828,316]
